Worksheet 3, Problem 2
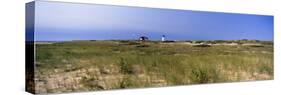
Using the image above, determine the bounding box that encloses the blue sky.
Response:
[33,1,273,41]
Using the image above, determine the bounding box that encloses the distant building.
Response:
[139,36,149,42]
[161,35,165,42]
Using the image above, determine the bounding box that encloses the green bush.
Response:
[190,68,210,83]
[119,76,134,88]
[119,58,132,74]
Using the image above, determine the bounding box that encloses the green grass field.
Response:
[34,40,273,93]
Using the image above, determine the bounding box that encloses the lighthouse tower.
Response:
[161,35,165,42]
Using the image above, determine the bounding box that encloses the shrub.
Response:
[136,45,150,48]
[259,63,273,75]
[119,76,134,88]
[250,45,264,47]
[190,68,209,83]
[119,58,131,74]
[193,44,211,47]
[189,63,222,83]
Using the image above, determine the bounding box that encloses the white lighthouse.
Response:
[161,35,165,42]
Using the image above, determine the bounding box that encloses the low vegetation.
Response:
[34,40,273,93]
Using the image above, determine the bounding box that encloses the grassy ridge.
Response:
[35,40,273,93]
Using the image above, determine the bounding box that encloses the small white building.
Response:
[161,35,165,42]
